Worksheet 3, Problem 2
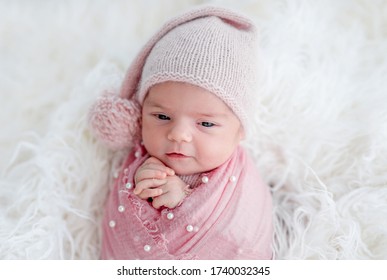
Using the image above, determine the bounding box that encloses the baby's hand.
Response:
[134,157,175,198]
[151,176,191,209]
[133,156,191,209]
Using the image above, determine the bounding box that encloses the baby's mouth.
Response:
[166,152,189,159]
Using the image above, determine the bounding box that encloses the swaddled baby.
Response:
[89,5,273,259]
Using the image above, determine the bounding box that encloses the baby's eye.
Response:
[155,114,170,120]
[200,121,215,128]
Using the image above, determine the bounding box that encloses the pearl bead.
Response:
[135,151,141,158]
[118,205,125,212]
[186,225,194,232]
[144,245,151,252]
[113,171,119,179]
[201,176,209,184]
[167,212,174,220]
[109,220,116,228]
[125,182,132,189]
[229,175,236,182]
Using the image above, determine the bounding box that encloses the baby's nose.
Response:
[167,122,192,143]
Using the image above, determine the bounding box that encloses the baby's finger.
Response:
[151,195,167,210]
[136,188,163,199]
[135,168,167,183]
[142,157,175,175]
[161,165,175,176]
[133,178,167,195]
[143,162,175,176]
[152,194,177,210]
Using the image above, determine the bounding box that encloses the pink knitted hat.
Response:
[89,6,259,150]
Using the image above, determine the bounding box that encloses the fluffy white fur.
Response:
[1,0,386,259]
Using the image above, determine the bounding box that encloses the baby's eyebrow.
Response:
[144,100,168,110]
[144,99,229,118]
[198,112,229,118]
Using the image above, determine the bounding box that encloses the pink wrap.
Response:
[101,144,273,259]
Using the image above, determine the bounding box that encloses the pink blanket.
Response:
[101,144,273,259]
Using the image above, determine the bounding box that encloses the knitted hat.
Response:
[89,6,259,150]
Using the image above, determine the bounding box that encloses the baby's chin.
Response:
[148,152,218,175]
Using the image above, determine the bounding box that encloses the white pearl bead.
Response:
[167,212,174,220]
[118,205,125,212]
[186,225,194,232]
[135,151,141,158]
[113,171,119,179]
[201,176,209,184]
[144,245,151,252]
[125,182,132,189]
[229,175,236,182]
[109,220,116,228]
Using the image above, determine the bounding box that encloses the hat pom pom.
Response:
[88,92,141,150]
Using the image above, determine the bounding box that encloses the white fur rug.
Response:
[1,0,387,259]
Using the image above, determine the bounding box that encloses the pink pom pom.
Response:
[88,92,141,150]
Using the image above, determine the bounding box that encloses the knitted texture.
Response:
[88,92,141,149]
[89,6,259,149]
[138,15,258,131]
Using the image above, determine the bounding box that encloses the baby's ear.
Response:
[238,126,246,141]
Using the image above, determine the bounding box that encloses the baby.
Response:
[134,81,244,209]
[89,6,273,259]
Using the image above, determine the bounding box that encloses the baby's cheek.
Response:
[142,135,160,156]
[197,147,223,170]
[205,142,235,167]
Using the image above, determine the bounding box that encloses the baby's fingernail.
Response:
[168,169,175,175]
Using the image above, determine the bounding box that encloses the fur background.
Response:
[1,0,386,259]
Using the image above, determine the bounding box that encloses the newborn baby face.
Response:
[141,81,244,175]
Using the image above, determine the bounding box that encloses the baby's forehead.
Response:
[145,82,234,113]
